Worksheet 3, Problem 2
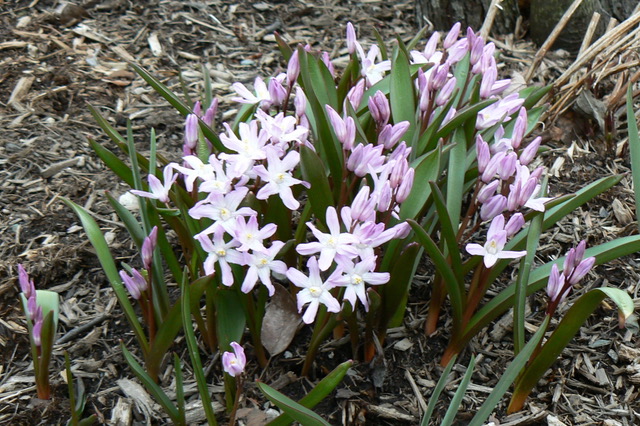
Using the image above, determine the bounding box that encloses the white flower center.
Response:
[219,208,230,220]
[275,173,286,184]
[216,248,227,257]
[486,240,498,255]
[308,287,322,298]
[326,237,336,248]
[351,274,363,285]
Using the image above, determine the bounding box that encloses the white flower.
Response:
[286,257,341,324]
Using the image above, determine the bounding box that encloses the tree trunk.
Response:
[529,0,637,54]
[414,0,521,35]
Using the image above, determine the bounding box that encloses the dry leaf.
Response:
[261,282,300,356]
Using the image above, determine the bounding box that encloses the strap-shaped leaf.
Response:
[121,343,182,424]
[441,356,476,426]
[268,360,353,426]
[408,219,463,326]
[258,382,331,426]
[181,273,218,425]
[420,355,457,426]
[464,235,640,344]
[88,139,134,187]
[389,46,416,144]
[509,289,633,412]
[470,316,550,425]
[626,85,640,229]
[429,182,463,286]
[399,146,441,220]
[299,145,333,224]
[380,243,421,329]
[63,198,149,355]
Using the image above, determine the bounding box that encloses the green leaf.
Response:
[511,289,633,411]
[627,85,640,230]
[268,360,353,426]
[420,355,457,426]
[408,219,463,326]
[464,235,640,345]
[431,99,496,143]
[514,190,545,354]
[389,46,416,143]
[215,288,246,351]
[174,353,186,423]
[181,273,218,425]
[470,316,550,425]
[520,85,552,109]
[441,356,475,426]
[63,198,148,355]
[88,139,134,187]
[121,343,182,424]
[380,243,421,329]
[299,145,333,224]
[258,383,331,426]
[429,182,463,285]
[399,146,441,220]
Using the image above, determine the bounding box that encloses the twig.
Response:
[480,0,503,40]
[525,0,585,82]
[577,12,600,58]
[56,314,111,345]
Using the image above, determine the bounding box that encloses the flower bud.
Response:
[479,66,497,99]
[294,86,307,117]
[184,114,199,150]
[287,49,300,86]
[424,31,441,59]
[268,78,287,107]
[346,79,366,110]
[443,22,461,49]
[18,264,35,299]
[470,36,484,66]
[480,194,506,220]
[546,264,568,303]
[346,22,357,54]
[142,226,158,270]
[498,152,517,180]
[32,318,43,347]
[476,135,491,174]
[368,91,390,126]
[568,257,595,285]
[321,52,335,77]
[478,180,499,203]
[436,77,456,106]
[505,213,525,236]
[202,98,218,127]
[482,151,505,183]
[120,269,147,300]
[395,167,414,203]
[192,101,202,117]
[519,136,541,165]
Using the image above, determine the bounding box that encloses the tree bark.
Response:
[414,0,521,35]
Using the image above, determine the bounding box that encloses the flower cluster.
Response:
[546,241,596,307]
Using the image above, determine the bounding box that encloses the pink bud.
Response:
[346,79,365,110]
[18,264,35,299]
[443,22,461,49]
[476,135,491,173]
[192,101,202,117]
[510,108,528,149]
[287,50,300,86]
[573,240,587,267]
[429,63,450,91]
[120,269,147,300]
[351,186,374,222]
[184,114,199,150]
[142,226,158,270]
[505,213,525,236]
[489,79,511,97]
[294,86,307,117]
[546,264,568,303]
[519,136,541,165]
[390,158,409,188]
[268,78,287,107]
[478,180,500,203]
[480,195,507,220]
[32,318,43,347]
[498,152,517,180]
[482,151,505,183]
[346,22,357,54]
[446,39,469,64]
[202,99,218,127]
[326,106,346,143]
[470,36,484,66]
[568,257,595,285]
[435,77,456,106]
[321,52,335,77]
[376,181,393,212]
[424,31,440,59]
[344,116,356,151]
[368,91,390,126]
[479,66,497,99]
[380,121,410,149]
[395,168,414,203]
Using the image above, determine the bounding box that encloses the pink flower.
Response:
[465,215,526,268]
[130,166,177,204]
[240,241,288,296]
[297,207,359,271]
[286,257,341,324]
[254,148,309,210]
[329,256,389,311]
[18,264,35,299]
[222,342,246,377]
[119,268,147,300]
[196,230,243,287]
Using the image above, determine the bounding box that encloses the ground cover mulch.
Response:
[1,1,640,424]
